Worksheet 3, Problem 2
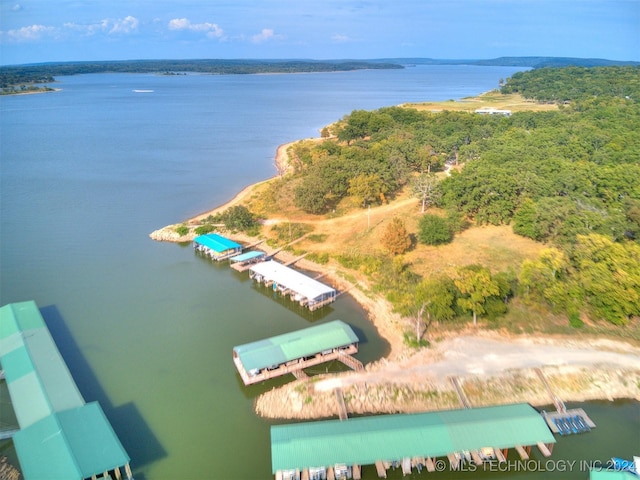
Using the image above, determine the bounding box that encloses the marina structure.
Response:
[230,250,267,271]
[249,260,337,311]
[0,301,133,480]
[271,403,556,480]
[535,367,596,435]
[193,232,242,261]
[233,320,361,385]
[541,408,596,435]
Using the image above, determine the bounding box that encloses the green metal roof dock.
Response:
[271,403,556,479]
[233,320,362,385]
[0,301,133,480]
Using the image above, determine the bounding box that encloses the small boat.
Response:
[133,89,154,93]
[611,457,639,475]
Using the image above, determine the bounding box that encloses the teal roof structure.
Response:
[0,301,84,428]
[230,250,266,262]
[0,301,130,480]
[271,403,555,473]
[234,320,358,372]
[590,471,639,479]
[193,233,241,253]
[13,403,130,480]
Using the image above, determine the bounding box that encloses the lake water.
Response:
[0,66,637,479]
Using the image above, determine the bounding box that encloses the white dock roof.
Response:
[249,261,335,302]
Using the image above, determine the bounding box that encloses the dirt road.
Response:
[314,333,640,392]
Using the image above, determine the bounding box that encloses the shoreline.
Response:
[1,87,60,96]
[149,140,297,242]
[150,140,640,420]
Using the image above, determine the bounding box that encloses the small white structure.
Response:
[475,107,512,116]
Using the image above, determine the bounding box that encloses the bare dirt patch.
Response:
[255,332,640,420]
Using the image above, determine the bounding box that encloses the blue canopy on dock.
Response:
[230,250,266,263]
[193,233,241,253]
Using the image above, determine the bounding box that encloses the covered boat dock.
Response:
[193,233,242,261]
[230,250,267,271]
[271,403,556,479]
[249,260,337,311]
[0,301,133,480]
[233,320,361,385]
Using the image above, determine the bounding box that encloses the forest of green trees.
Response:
[281,66,640,329]
[0,59,401,91]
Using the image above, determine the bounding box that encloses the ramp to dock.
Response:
[449,376,471,408]
[335,388,349,421]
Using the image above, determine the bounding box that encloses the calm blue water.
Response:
[1,66,637,479]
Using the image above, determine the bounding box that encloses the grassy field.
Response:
[403,91,559,113]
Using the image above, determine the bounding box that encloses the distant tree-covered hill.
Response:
[375,57,640,68]
[2,57,637,90]
[0,59,402,89]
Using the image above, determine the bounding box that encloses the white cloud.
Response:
[63,19,109,36]
[251,28,284,44]
[12,4,22,11]
[331,33,351,43]
[62,16,138,37]
[168,18,224,39]
[2,24,58,42]
[109,16,139,35]
[168,18,190,30]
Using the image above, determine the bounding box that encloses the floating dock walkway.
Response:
[271,403,557,480]
[0,301,133,480]
[233,320,362,385]
[535,368,596,435]
[542,409,596,435]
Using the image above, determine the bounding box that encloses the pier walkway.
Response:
[535,368,596,435]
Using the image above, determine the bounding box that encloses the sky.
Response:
[0,0,638,66]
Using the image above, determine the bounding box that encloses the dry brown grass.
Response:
[240,180,545,281]
[404,92,559,113]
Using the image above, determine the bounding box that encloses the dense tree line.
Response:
[4,57,635,89]
[500,65,640,102]
[283,66,640,326]
[0,59,402,88]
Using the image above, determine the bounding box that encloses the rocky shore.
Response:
[255,352,640,420]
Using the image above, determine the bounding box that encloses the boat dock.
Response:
[535,368,596,435]
[542,408,596,435]
[0,301,133,480]
[249,260,337,311]
[233,320,362,385]
[194,232,242,261]
[230,250,267,271]
[271,403,557,480]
